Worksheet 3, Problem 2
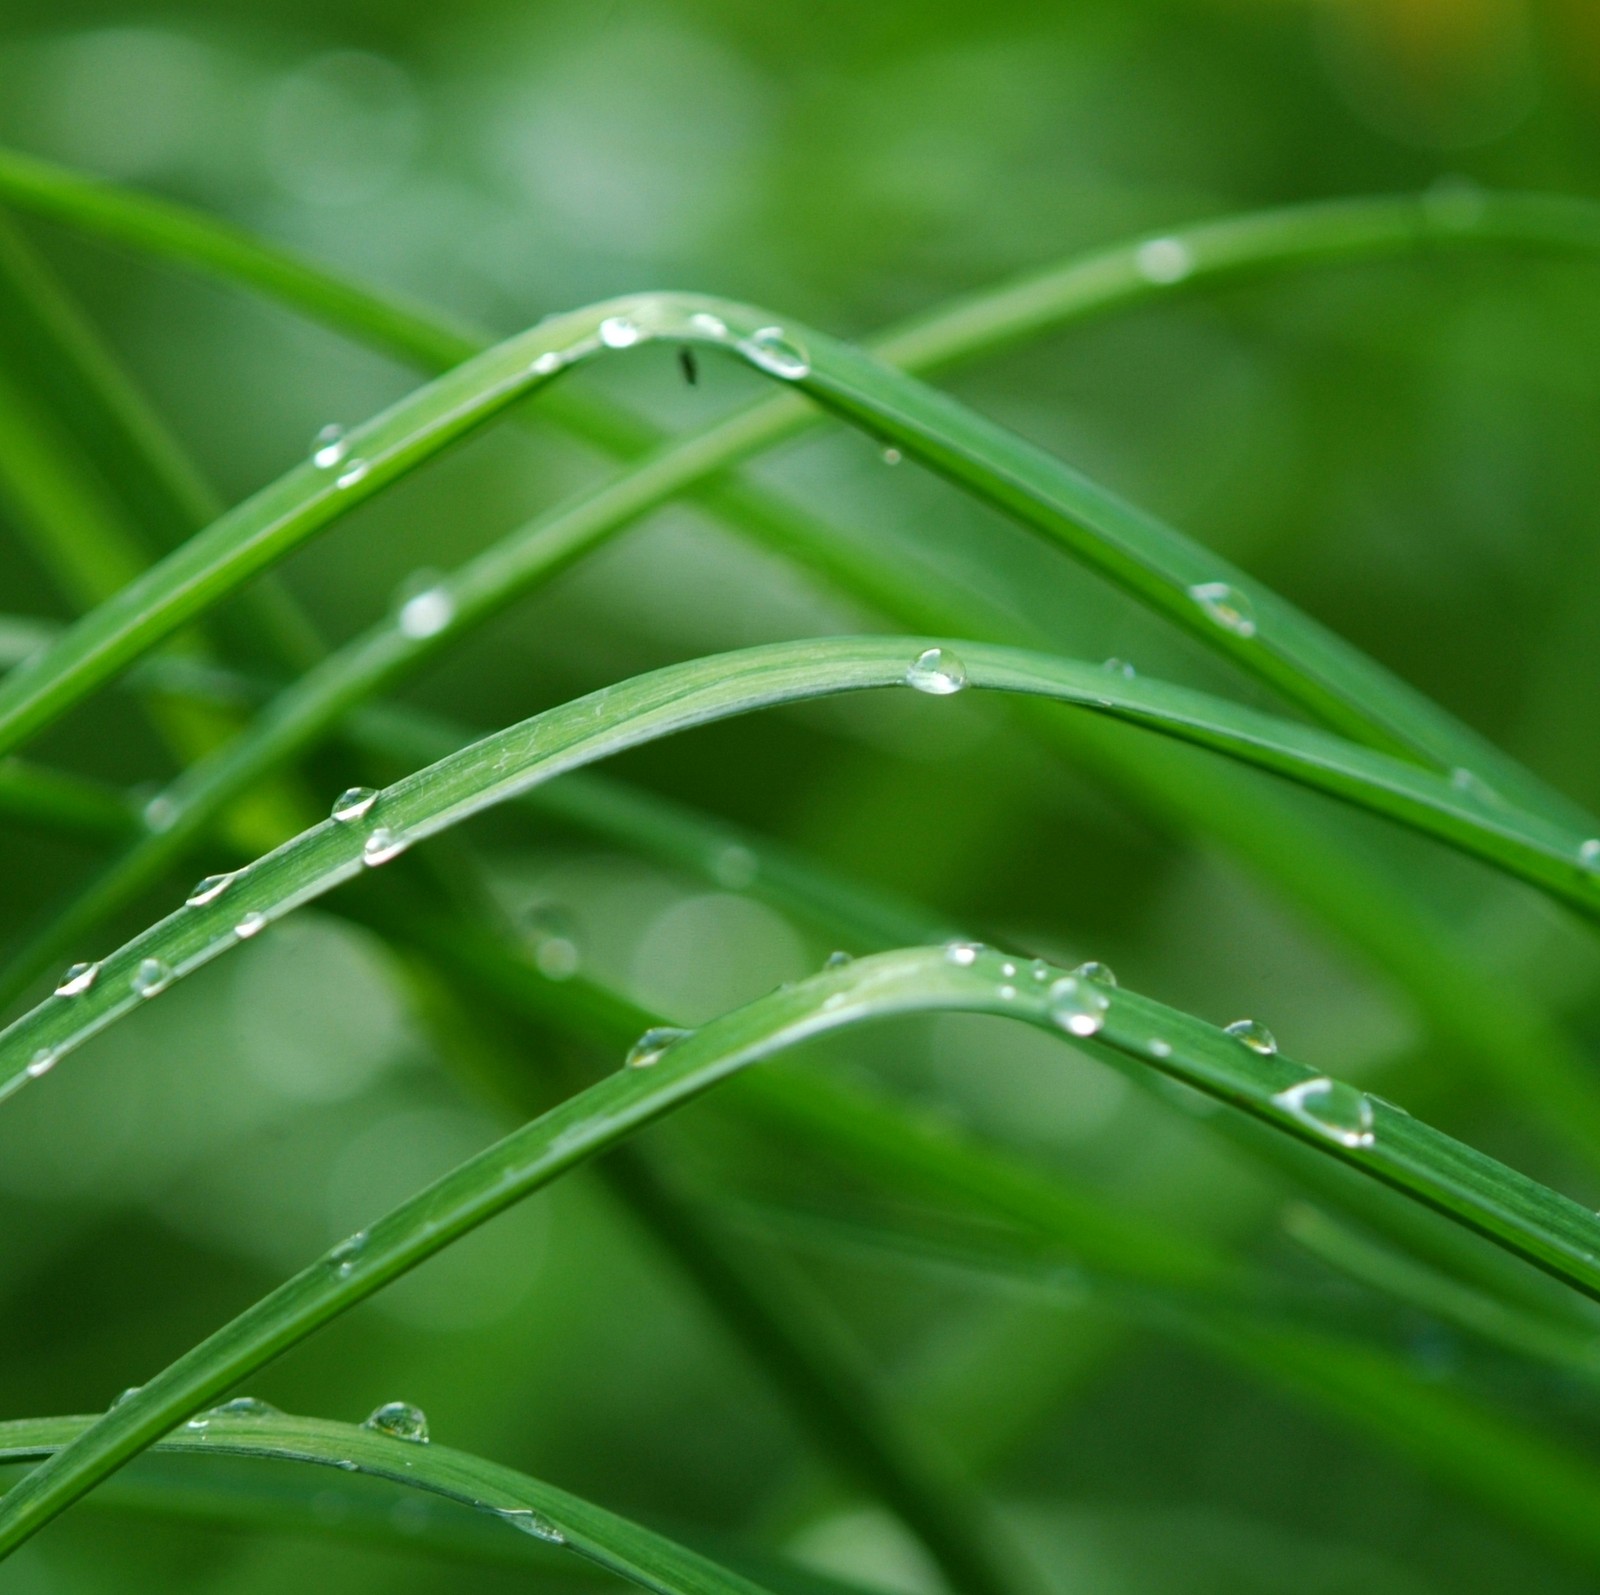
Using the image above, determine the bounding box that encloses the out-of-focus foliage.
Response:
[3,1,1600,1591]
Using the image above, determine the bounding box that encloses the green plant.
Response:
[5,146,1600,1593]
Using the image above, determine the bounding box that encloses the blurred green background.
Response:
[3,0,1600,1591]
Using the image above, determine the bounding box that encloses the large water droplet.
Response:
[598,315,644,349]
[1581,839,1600,875]
[1224,1018,1277,1055]
[336,457,370,490]
[1135,237,1194,285]
[363,828,410,867]
[501,1507,567,1544]
[739,326,810,380]
[234,911,268,940]
[312,424,348,470]
[329,1230,369,1279]
[363,1401,429,1444]
[209,1396,281,1419]
[1273,1076,1374,1148]
[55,961,99,997]
[394,574,456,640]
[626,1027,691,1069]
[1071,960,1117,987]
[132,958,172,998]
[1048,976,1109,1037]
[905,646,967,696]
[187,873,237,908]
[1188,582,1257,638]
[332,787,379,824]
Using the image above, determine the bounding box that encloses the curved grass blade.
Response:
[10,936,1600,1555]
[0,1410,776,1595]
[4,635,1598,1094]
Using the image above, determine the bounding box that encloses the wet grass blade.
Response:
[0,1411,777,1595]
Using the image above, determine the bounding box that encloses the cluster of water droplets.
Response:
[330,785,412,868]
[309,423,369,489]
[363,1400,430,1444]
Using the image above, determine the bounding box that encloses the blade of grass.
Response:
[0,1410,777,1595]
[11,937,1600,1555]
[0,757,132,839]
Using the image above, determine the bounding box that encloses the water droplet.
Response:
[132,958,172,998]
[336,457,370,489]
[363,1401,430,1444]
[332,787,379,824]
[394,574,456,640]
[1048,976,1109,1038]
[209,1396,281,1419]
[598,314,644,349]
[1581,839,1600,875]
[1071,960,1117,987]
[905,646,968,696]
[112,1386,142,1408]
[999,961,1017,977]
[998,983,1018,1000]
[55,961,99,997]
[1272,1076,1374,1149]
[711,843,758,890]
[738,325,810,380]
[1449,767,1498,804]
[1149,1038,1173,1059]
[882,446,902,465]
[143,792,179,833]
[363,828,410,867]
[501,1507,567,1544]
[27,1048,57,1079]
[524,904,580,980]
[824,950,853,970]
[689,311,729,339]
[1224,1018,1277,1055]
[944,940,984,967]
[626,1027,691,1069]
[1188,582,1257,638]
[185,1417,209,1431]
[1029,959,1051,983]
[1134,237,1195,285]
[530,350,565,377]
[312,424,348,470]
[234,911,268,940]
[329,1230,368,1279]
[335,1458,359,1472]
[186,873,236,908]
[1103,658,1136,679]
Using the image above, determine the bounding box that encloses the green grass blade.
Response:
[10,938,1600,1555]
[0,1411,777,1595]
[0,757,132,839]
[4,635,1597,1091]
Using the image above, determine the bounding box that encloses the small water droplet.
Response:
[738,325,810,380]
[824,950,853,970]
[332,787,379,824]
[689,311,729,339]
[944,940,984,967]
[363,1401,429,1444]
[1581,839,1600,875]
[363,828,410,867]
[234,911,268,940]
[530,350,565,377]
[1224,1018,1277,1055]
[1449,766,1498,804]
[111,1386,142,1408]
[1049,976,1109,1037]
[55,961,99,997]
[394,574,456,640]
[209,1396,281,1419]
[336,457,370,489]
[1273,1076,1374,1149]
[185,1417,210,1431]
[335,1458,360,1472]
[998,983,1018,1000]
[1149,1038,1173,1059]
[312,424,348,470]
[186,873,236,908]
[905,646,968,696]
[501,1507,567,1544]
[1188,581,1257,638]
[626,1027,691,1069]
[132,958,172,998]
[999,961,1017,978]
[27,1048,57,1078]
[1103,658,1136,679]
[1029,959,1051,983]
[711,842,758,890]
[1071,960,1117,987]
[882,446,902,465]
[1135,237,1195,285]
[143,792,179,833]
[599,314,644,349]
[329,1230,368,1279]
